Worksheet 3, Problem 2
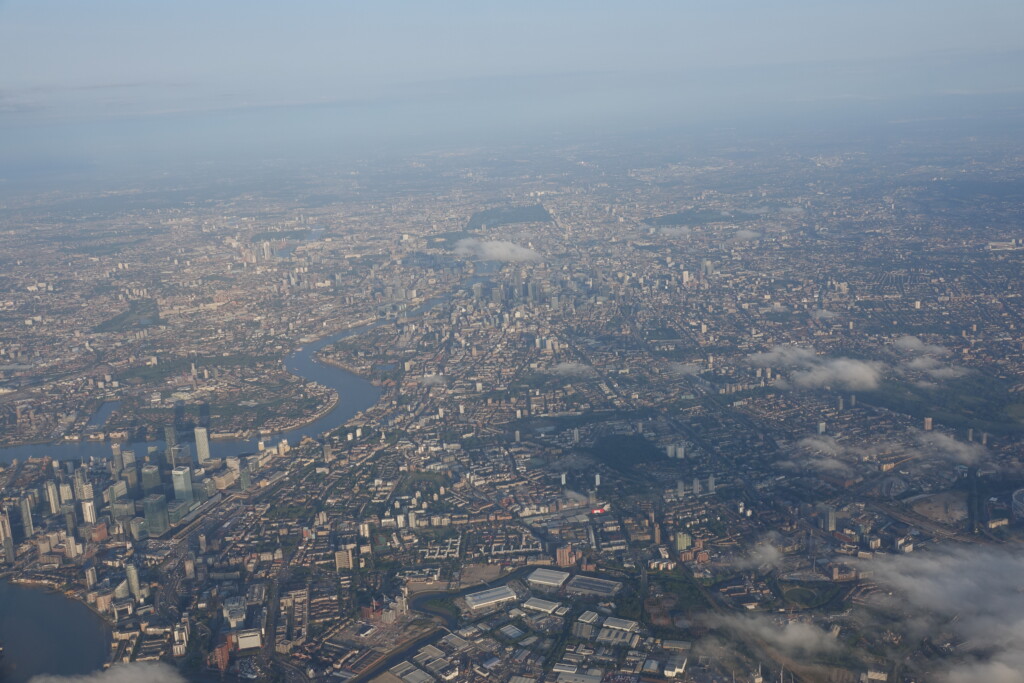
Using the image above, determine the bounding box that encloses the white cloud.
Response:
[791,357,883,390]
[416,374,447,386]
[549,361,596,378]
[734,536,785,570]
[893,335,949,356]
[667,362,702,376]
[706,614,840,658]
[863,546,1024,683]
[914,430,986,464]
[748,345,883,390]
[731,228,762,242]
[810,309,837,320]
[798,435,843,456]
[453,238,541,262]
[779,437,856,478]
[29,663,186,683]
[747,345,819,367]
[903,355,967,380]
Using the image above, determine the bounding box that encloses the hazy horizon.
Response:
[2,1,1024,183]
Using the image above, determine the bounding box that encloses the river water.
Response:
[0,580,111,682]
[0,319,387,465]
[0,319,392,677]
[0,291,463,677]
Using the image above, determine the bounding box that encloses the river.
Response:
[0,284,473,679]
[0,580,111,682]
[0,317,392,465]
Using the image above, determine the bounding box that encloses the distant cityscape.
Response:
[2,125,1024,683]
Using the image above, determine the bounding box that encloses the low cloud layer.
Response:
[902,355,967,380]
[417,374,447,386]
[549,361,596,378]
[893,334,949,356]
[454,238,541,262]
[892,335,967,380]
[734,535,785,570]
[777,436,857,477]
[730,228,762,243]
[914,430,985,464]
[705,614,840,658]
[864,546,1024,683]
[667,361,702,377]
[748,345,884,390]
[29,663,186,683]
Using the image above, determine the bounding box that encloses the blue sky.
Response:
[1,1,1023,173]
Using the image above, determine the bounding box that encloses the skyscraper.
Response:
[126,563,143,601]
[46,480,60,515]
[111,443,124,474]
[62,504,78,539]
[824,505,837,533]
[194,427,211,465]
[81,499,97,525]
[0,510,15,564]
[143,494,170,537]
[172,466,194,505]
[112,500,136,522]
[20,497,34,538]
[164,424,178,450]
[120,468,139,497]
[141,465,162,496]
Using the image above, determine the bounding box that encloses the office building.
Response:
[61,504,78,538]
[143,494,170,537]
[168,501,190,526]
[111,443,124,474]
[108,480,128,501]
[20,497,34,538]
[126,563,144,602]
[335,544,357,571]
[129,517,148,541]
[46,480,61,515]
[120,468,139,497]
[141,465,162,496]
[168,444,184,468]
[172,466,194,505]
[0,510,15,564]
[111,500,136,522]
[194,427,211,465]
[81,499,97,525]
[164,425,177,450]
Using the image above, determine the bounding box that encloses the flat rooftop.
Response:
[565,574,623,597]
[464,585,516,610]
[527,568,571,587]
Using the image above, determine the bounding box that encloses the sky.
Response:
[1,1,1023,177]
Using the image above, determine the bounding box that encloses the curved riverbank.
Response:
[0,579,112,683]
[0,318,385,464]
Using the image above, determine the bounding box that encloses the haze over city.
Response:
[1,3,1024,683]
